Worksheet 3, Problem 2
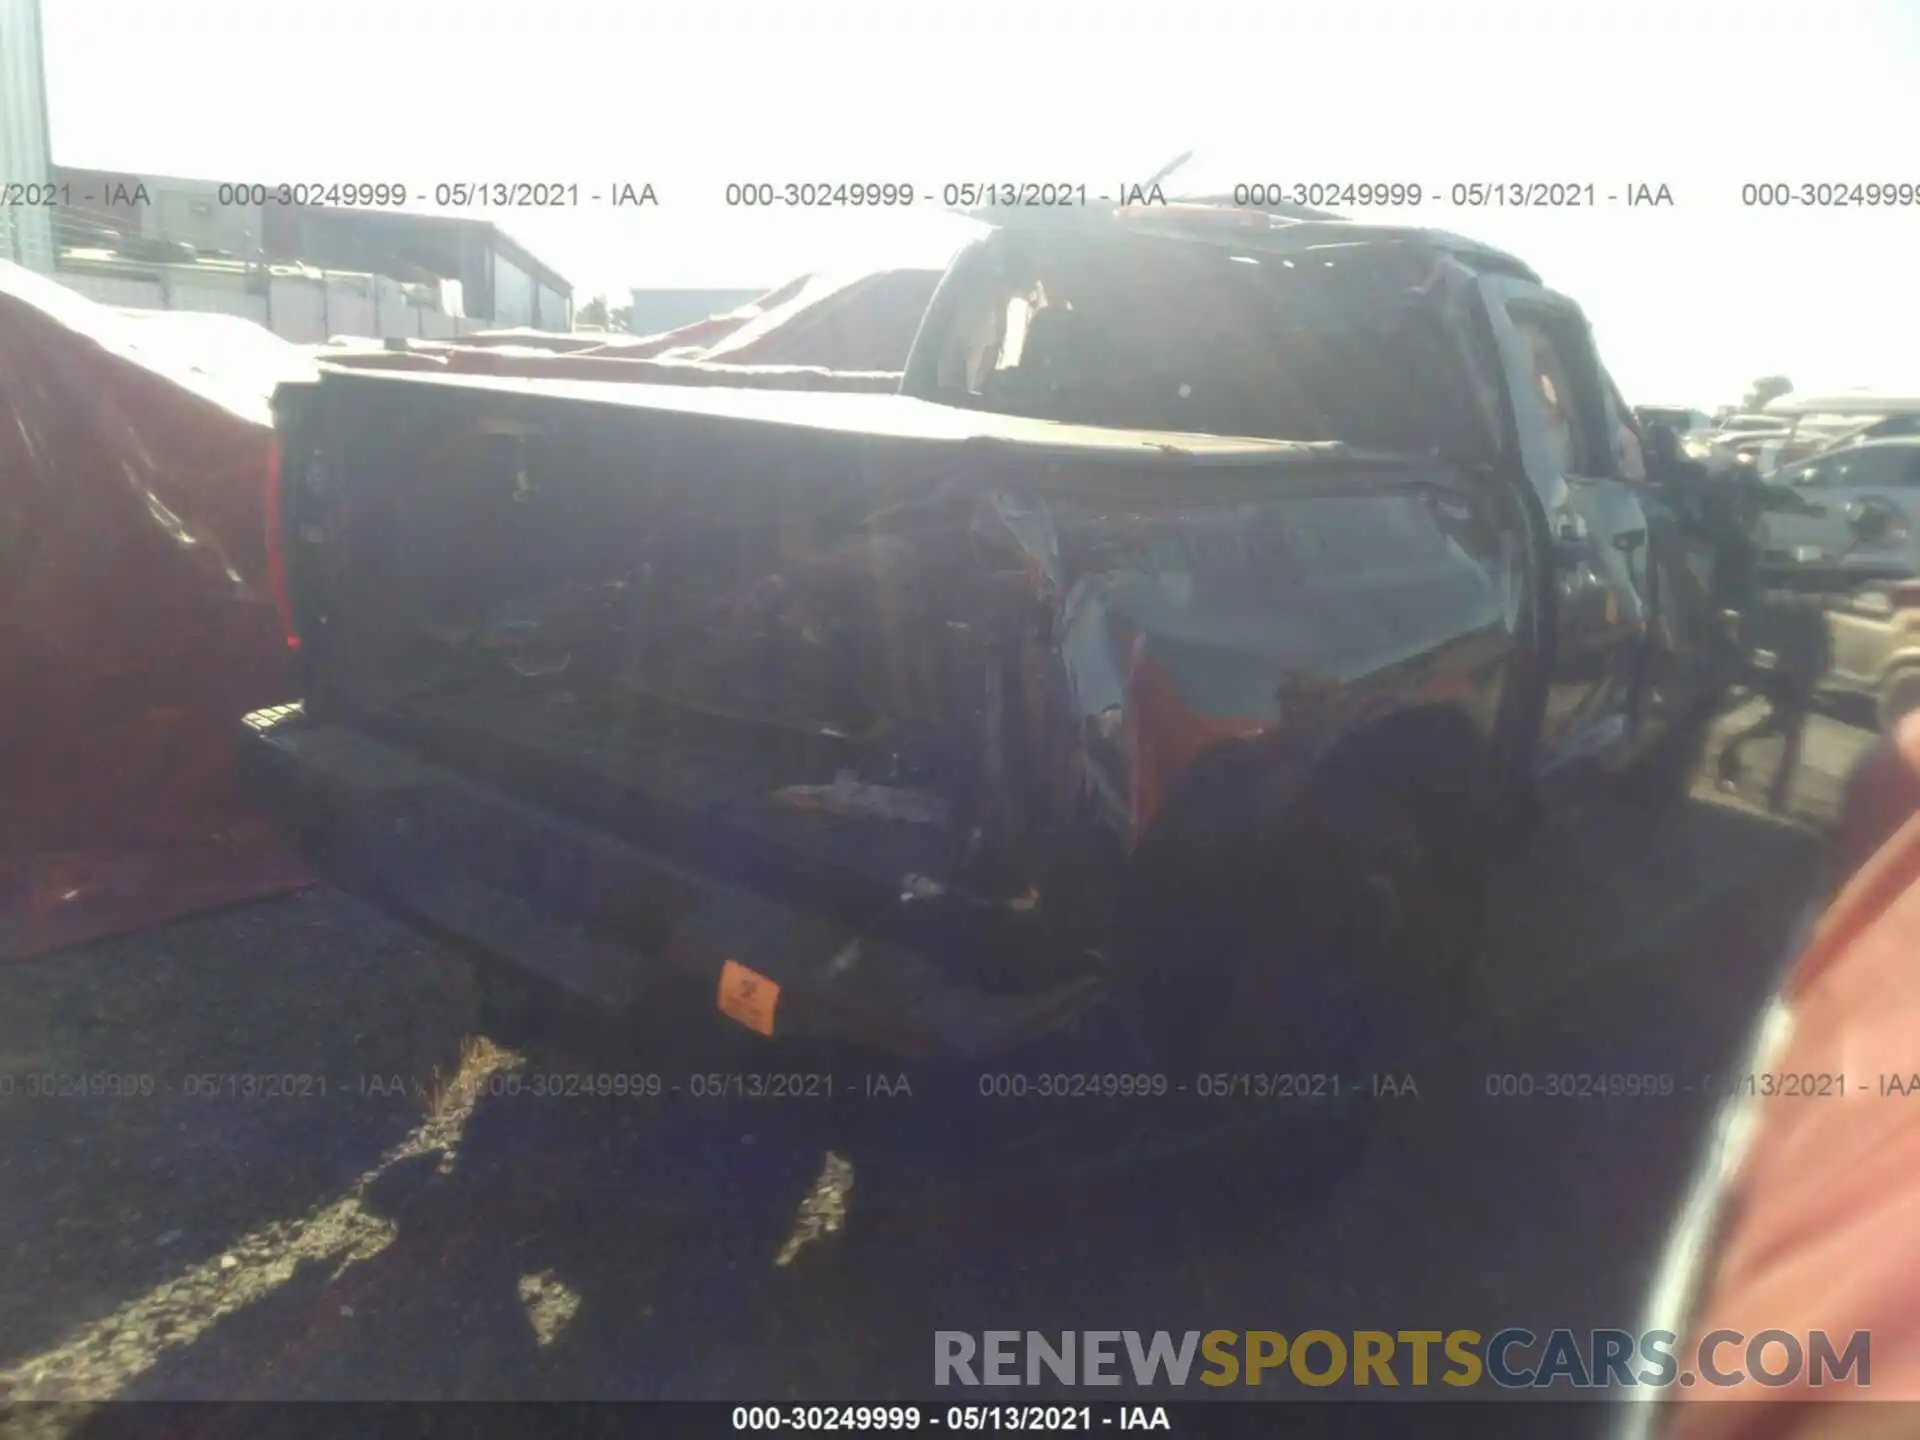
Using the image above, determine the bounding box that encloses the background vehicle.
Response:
[1685,398,1920,485]
[1821,581,1920,730]
[1754,391,1920,469]
[1716,414,1790,436]
[1685,414,1793,477]
[244,203,1712,1089]
[1754,436,1920,584]
[1637,405,1713,438]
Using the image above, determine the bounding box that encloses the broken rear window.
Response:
[931,231,1496,460]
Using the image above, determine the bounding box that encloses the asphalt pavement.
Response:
[0,704,1877,1416]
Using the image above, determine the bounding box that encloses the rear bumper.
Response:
[240,704,1102,1058]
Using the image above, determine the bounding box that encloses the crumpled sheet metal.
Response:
[442,348,905,392]
[0,261,315,959]
[613,273,817,358]
[693,268,941,369]
[315,343,903,392]
[314,266,940,388]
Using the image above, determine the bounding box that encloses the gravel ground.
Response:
[0,705,1876,1424]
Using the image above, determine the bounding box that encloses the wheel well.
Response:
[1118,702,1490,1047]
[1880,662,1920,730]
[1309,704,1485,842]
[1130,702,1488,900]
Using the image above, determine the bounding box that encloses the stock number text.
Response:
[1234,181,1423,208]
[724,182,917,207]
[977,1073,1168,1099]
[217,182,408,207]
[1742,182,1920,207]
[731,1406,924,1430]
[1,1072,155,1098]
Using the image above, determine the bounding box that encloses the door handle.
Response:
[1612,528,1648,554]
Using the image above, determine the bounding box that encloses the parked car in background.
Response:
[1685,398,1920,483]
[1821,580,1920,730]
[1636,405,1713,438]
[1755,391,1920,469]
[1754,437,1920,585]
[1685,413,1792,475]
[1711,413,1793,440]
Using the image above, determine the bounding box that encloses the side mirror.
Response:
[1643,422,1683,486]
[1646,422,1681,471]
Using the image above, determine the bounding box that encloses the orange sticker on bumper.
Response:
[717,958,779,1036]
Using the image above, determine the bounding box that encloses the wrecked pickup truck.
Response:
[244,203,1711,1080]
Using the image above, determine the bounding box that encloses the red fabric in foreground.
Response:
[1663,711,1920,1434]
[0,263,313,959]
[0,258,939,956]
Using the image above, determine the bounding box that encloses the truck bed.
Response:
[308,364,1397,466]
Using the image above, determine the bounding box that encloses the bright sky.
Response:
[40,0,1920,406]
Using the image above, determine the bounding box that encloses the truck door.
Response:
[1478,276,1652,768]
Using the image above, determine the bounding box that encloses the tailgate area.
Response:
[382,685,968,904]
[241,704,1101,1058]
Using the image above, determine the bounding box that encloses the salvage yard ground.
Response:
[0,705,1876,1427]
